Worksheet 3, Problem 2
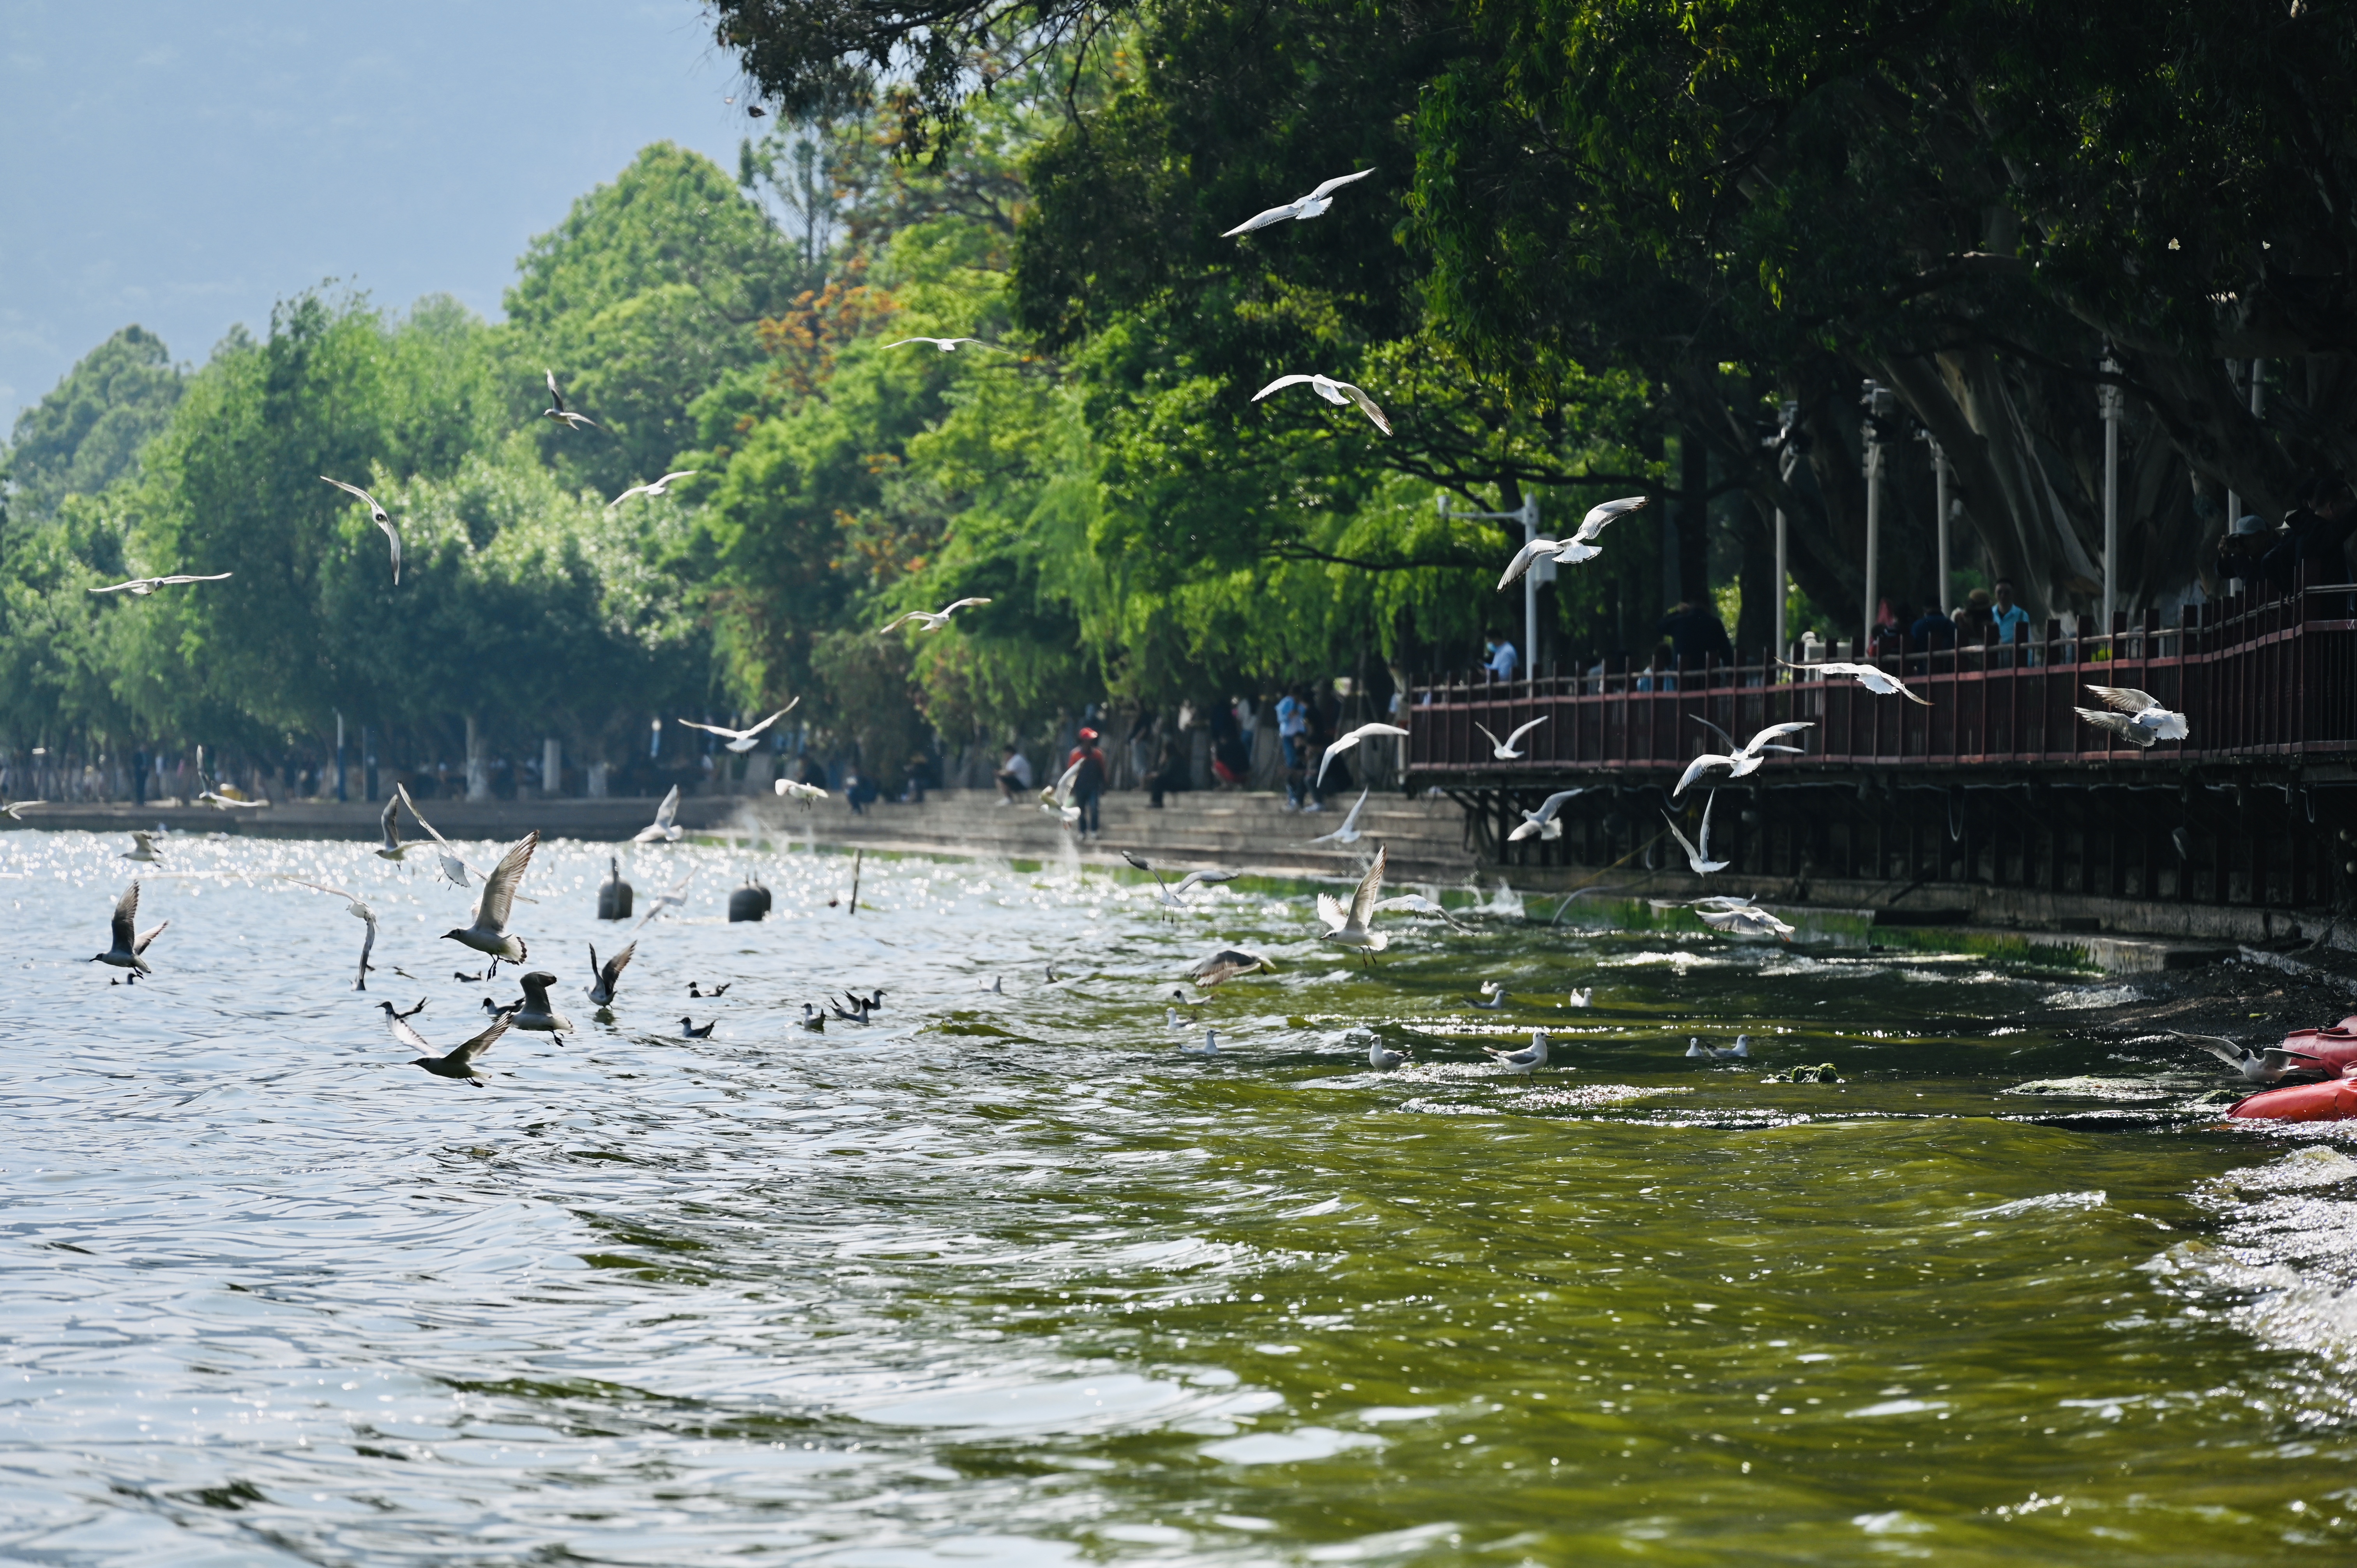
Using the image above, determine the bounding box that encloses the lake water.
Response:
[2,828,2353,1564]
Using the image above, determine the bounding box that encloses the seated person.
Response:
[993,743,1032,804]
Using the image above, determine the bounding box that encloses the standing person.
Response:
[993,741,1033,805]
[2216,514,2275,594]
[1276,687,1309,806]
[1483,634,1520,681]
[1064,726,1107,836]
[1989,579,2033,645]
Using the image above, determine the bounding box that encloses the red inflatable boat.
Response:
[2229,1065,2357,1122]
[2279,1014,2357,1076]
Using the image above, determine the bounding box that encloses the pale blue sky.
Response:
[0,1,756,427]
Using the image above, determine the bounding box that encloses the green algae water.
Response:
[2,830,2352,1563]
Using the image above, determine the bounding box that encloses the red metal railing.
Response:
[1407,578,2357,775]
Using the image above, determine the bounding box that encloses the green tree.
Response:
[5,325,185,523]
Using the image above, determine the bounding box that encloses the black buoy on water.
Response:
[597,855,634,921]
[728,879,772,923]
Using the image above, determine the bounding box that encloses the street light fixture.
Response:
[1859,379,1902,651]
[2098,348,2124,628]
[1438,488,1542,675]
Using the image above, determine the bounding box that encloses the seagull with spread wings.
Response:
[90,881,169,979]
[373,794,413,862]
[1309,786,1373,844]
[633,784,683,844]
[1253,373,1391,435]
[542,369,599,431]
[120,830,164,863]
[879,597,991,633]
[1121,851,1240,916]
[399,783,492,888]
[1221,168,1376,236]
[1316,722,1411,788]
[775,776,828,803]
[1663,790,1730,875]
[2075,685,2189,748]
[1777,655,1929,705]
[1507,788,1590,842]
[276,875,379,990]
[320,477,402,583]
[1187,946,1278,987]
[1495,497,1652,586]
[1315,843,1392,966]
[677,700,799,754]
[1475,716,1548,759]
[439,831,537,975]
[586,940,635,1008]
[882,336,992,351]
[385,1003,510,1083]
[608,471,696,509]
[0,800,46,820]
[2175,1031,2319,1085]
[636,872,691,929]
[1674,717,1814,796]
[89,573,233,597]
[1372,891,1466,931]
[1038,757,1085,826]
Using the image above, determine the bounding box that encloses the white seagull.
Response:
[1495,497,1651,586]
[775,777,829,803]
[1507,788,1591,842]
[320,477,402,583]
[0,800,46,820]
[121,830,165,863]
[542,369,599,431]
[2175,1031,2319,1085]
[439,831,537,973]
[89,572,232,596]
[2076,685,2189,748]
[1309,786,1373,844]
[1121,851,1241,914]
[636,872,691,929]
[1674,717,1814,797]
[586,940,635,1007]
[1317,722,1411,788]
[373,794,413,862]
[608,471,697,509]
[1697,901,1795,941]
[1686,1035,1751,1061]
[1475,716,1548,759]
[633,784,684,844]
[1777,655,1929,705]
[91,881,168,978]
[677,700,799,753]
[1483,1029,1551,1076]
[1663,789,1730,875]
[398,783,500,890]
[1253,373,1391,435]
[879,597,991,634]
[1315,844,1391,966]
[1039,757,1085,826]
[1221,168,1375,236]
[1366,1036,1409,1071]
[882,336,991,351]
[276,875,378,990]
[1372,892,1465,931]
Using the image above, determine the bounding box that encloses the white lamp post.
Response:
[1439,489,1542,675]
[1859,380,1897,652]
[1761,401,1800,671]
[2099,350,2123,628]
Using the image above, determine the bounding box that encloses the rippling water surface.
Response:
[4,827,2356,1564]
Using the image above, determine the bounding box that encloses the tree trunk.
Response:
[465,715,489,802]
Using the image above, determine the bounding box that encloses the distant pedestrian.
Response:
[843,766,879,814]
[1658,600,1733,665]
[993,742,1032,805]
[1483,634,1520,681]
[2264,475,2354,588]
[1910,604,1956,652]
[2216,513,2275,594]
[1064,726,1107,835]
[1989,579,2032,645]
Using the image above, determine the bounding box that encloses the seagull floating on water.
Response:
[1367,1036,1409,1071]
[2175,1031,2318,1084]
[1483,1029,1551,1076]
[542,369,599,431]
[879,597,991,634]
[634,784,684,844]
[1686,1035,1751,1061]
[89,572,232,596]
[1221,168,1375,236]
[1495,498,1650,586]
[1779,655,1929,705]
[1253,373,1391,435]
[1663,790,1730,875]
[680,1016,715,1039]
[320,477,402,583]
[608,471,696,508]
[1675,717,1814,797]
[2076,685,2189,748]
[92,881,168,978]
[689,980,731,999]
[440,831,537,974]
[1315,844,1392,966]
[1475,717,1548,759]
[277,875,378,990]
[677,701,799,753]
[1567,987,1592,1007]
[387,1005,510,1082]
[586,940,635,1008]
[1317,722,1411,788]
[1181,1028,1220,1056]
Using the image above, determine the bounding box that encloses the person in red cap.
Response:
[1064,726,1108,835]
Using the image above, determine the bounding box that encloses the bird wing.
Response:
[2075,708,2156,746]
[1661,810,1703,867]
[544,368,565,410]
[2087,685,2161,715]
[1689,714,1737,750]
[111,882,139,949]
[738,700,799,740]
[397,782,451,848]
[602,940,636,989]
[1744,722,1816,754]
[657,470,697,486]
[1497,537,1565,590]
[1251,374,1319,401]
[1887,676,1933,706]
[376,514,401,583]
[320,475,382,512]
[654,784,680,830]
[133,918,169,954]
[606,482,653,509]
[1048,756,1085,807]
[1171,869,1241,897]
[1337,786,1371,832]
[1504,716,1549,747]
[1673,754,1728,797]
[277,875,359,902]
[1571,495,1649,541]
[1307,167,1376,200]
[876,609,927,634]
[1315,892,1350,932]
[1334,381,1392,434]
[1532,789,1585,823]
[382,1006,435,1053]
[942,597,991,616]
[1474,722,1502,751]
[1696,790,1718,859]
[1347,843,1389,928]
[474,832,539,932]
[88,579,147,595]
[676,718,745,740]
[1221,203,1301,237]
[379,793,401,849]
[449,1013,511,1068]
[157,573,234,585]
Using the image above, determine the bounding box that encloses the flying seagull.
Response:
[1675,717,1815,797]
[2076,685,2189,748]
[1475,716,1548,759]
[1507,788,1591,842]
[1188,946,1278,987]
[1221,168,1375,236]
[440,831,537,974]
[2175,1031,2319,1085]
[882,336,991,351]
[1317,721,1411,788]
[542,369,599,431]
[1372,892,1466,931]
[775,777,829,803]
[585,940,635,1008]
[89,573,233,596]
[677,700,800,753]
[636,872,691,928]
[1483,1029,1551,1077]
[1039,757,1085,826]
[196,786,268,810]
[373,794,413,862]
[320,477,402,584]
[276,875,378,990]
[398,783,493,889]
[386,1004,510,1083]
[1663,790,1730,875]
[633,784,683,844]
[1698,901,1795,941]
[1309,786,1373,845]
[1315,843,1391,966]
[878,597,991,634]
[0,800,46,820]
[505,971,574,1035]
[1253,373,1391,435]
[608,471,697,509]
[1121,851,1241,914]
[1495,497,1651,586]
[1778,655,1929,705]
[91,881,168,978]
[121,830,165,863]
